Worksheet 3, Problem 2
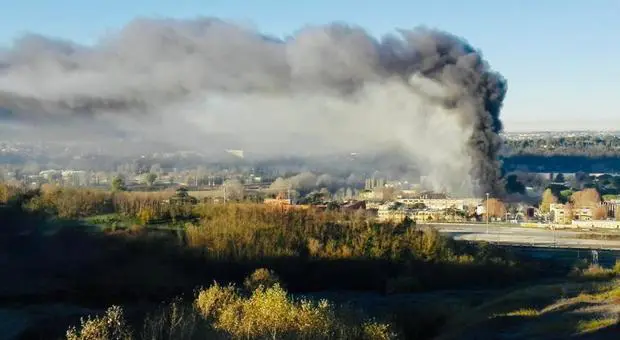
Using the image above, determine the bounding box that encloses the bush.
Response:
[0,182,23,204]
[66,305,133,340]
[570,264,617,281]
[24,186,113,218]
[68,279,397,340]
[243,268,282,292]
[614,260,620,275]
[141,298,207,340]
[195,282,396,339]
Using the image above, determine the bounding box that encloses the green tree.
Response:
[560,189,574,203]
[111,175,127,192]
[145,173,157,187]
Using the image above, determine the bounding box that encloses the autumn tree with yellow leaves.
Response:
[539,188,559,213]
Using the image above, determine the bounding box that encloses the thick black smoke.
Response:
[0,18,507,197]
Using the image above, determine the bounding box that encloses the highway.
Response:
[432,223,620,250]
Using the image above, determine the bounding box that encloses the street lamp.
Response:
[486,192,490,234]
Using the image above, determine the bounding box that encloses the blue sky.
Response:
[1,0,619,131]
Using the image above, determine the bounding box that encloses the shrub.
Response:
[24,186,113,218]
[243,268,282,292]
[570,264,617,281]
[141,298,205,340]
[66,305,133,340]
[613,260,620,275]
[362,322,397,340]
[196,282,397,339]
[195,283,240,323]
[68,280,397,340]
[0,182,23,204]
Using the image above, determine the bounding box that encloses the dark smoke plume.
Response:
[0,18,507,197]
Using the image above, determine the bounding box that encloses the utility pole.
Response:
[223,185,227,203]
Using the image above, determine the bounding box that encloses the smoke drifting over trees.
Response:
[0,17,507,197]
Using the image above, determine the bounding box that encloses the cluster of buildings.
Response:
[262,189,490,223]
[549,199,620,226]
[34,170,95,187]
[373,196,484,223]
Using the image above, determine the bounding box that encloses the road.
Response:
[432,223,620,250]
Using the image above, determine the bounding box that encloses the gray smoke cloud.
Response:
[0,17,507,197]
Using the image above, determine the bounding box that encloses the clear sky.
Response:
[1,0,619,131]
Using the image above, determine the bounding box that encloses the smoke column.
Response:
[0,18,507,197]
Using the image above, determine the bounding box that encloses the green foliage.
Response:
[145,173,157,187]
[559,189,574,202]
[111,175,127,192]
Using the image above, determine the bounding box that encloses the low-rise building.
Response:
[396,197,481,211]
[550,203,571,224]
[574,207,593,221]
[412,210,443,222]
[61,170,88,187]
[377,204,409,222]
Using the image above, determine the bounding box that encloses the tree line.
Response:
[505,135,620,157]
